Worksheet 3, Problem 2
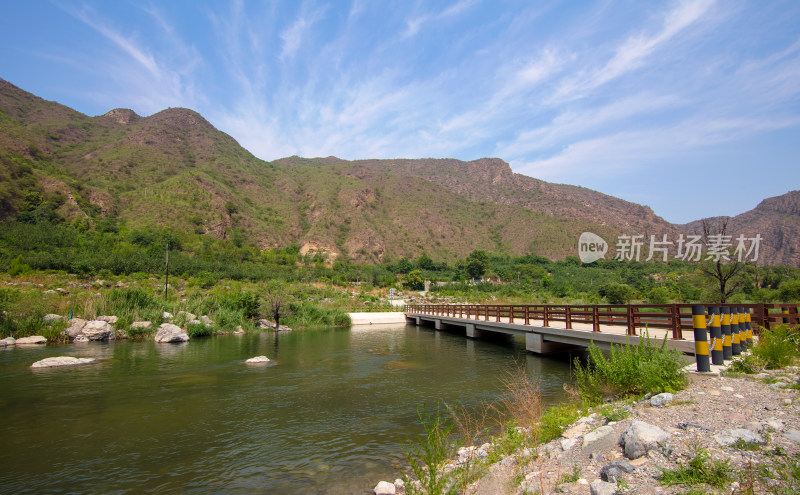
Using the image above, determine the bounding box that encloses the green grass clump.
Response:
[659,447,732,489]
[186,322,214,338]
[752,325,799,369]
[574,334,687,405]
[285,302,350,328]
[537,402,584,444]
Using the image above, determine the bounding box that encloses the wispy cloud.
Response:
[403,0,477,38]
[554,0,717,101]
[280,4,327,60]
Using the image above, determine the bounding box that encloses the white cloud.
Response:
[280,5,327,60]
[403,0,477,38]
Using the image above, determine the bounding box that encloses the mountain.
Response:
[0,78,797,266]
[682,191,800,266]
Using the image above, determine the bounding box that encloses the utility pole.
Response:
[165,242,170,300]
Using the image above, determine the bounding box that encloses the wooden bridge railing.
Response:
[407,303,800,339]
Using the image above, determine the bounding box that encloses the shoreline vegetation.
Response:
[383,326,800,495]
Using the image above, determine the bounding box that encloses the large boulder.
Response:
[619,421,670,459]
[154,323,189,343]
[31,356,98,368]
[1,336,16,347]
[82,320,114,341]
[64,318,87,339]
[16,336,47,345]
[97,315,118,325]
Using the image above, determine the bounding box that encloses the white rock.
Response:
[82,320,114,341]
[590,480,617,495]
[649,393,675,407]
[64,318,87,339]
[130,321,153,330]
[620,421,670,459]
[373,481,396,495]
[233,326,245,334]
[97,315,118,324]
[16,336,47,345]
[31,356,98,368]
[584,425,615,448]
[200,315,214,326]
[714,428,765,447]
[393,479,404,492]
[43,314,63,323]
[561,437,580,451]
[73,335,89,343]
[162,312,173,320]
[245,356,273,365]
[1,336,15,346]
[154,323,189,343]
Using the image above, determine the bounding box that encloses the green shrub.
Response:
[752,325,799,369]
[574,333,687,405]
[187,322,214,338]
[7,255,32,277]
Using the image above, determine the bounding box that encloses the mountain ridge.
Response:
[0,77,797,266]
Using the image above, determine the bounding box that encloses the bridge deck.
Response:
[405,312,698,354]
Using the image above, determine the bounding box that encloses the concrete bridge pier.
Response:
[526,333,579,355]
[465,323,489,339]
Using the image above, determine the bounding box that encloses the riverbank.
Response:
[375,363,800,494]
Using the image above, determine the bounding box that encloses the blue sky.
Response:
[1,0,799,224]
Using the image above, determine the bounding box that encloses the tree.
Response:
[405,270,425,291]
[416,254,435,271]
[263,281,288,330]
[698,219,745,303]
[465,249,489,279]
[395,257,413,274]
[599,283,635,304]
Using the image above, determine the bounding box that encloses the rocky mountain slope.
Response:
[0,78,797,265]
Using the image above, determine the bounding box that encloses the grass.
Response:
[573,332,688,405]
[659,447,733,489]
[752,325,799,369]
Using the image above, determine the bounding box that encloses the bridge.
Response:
[404,303,799,355]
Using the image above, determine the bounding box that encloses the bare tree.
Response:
[698,219,745,303]
[263,281,288,330]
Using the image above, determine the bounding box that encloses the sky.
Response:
[1,0,799,224]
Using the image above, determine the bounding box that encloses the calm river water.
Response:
[0,324,572,494]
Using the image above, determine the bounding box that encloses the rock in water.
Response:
[31,356,98,368]
[65,318,87,339]
[82,320,114,341]
[0,336,16,347]
[16,336,47,345]
[245,356,273,365]
[154,323,190,343]
[373,481,396,495]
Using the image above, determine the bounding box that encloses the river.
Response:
[0,324,573,494]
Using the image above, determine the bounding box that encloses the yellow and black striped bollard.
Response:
[721,306,732,360]
[746,309,754,347]
[738,307,748,351]
[782,307,790,324]
[692,305,710,372]
[731,308,741,356]
[709,306,723,365]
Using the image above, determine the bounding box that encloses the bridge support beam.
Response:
[465,323,489,339]
[526,333,577,354]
